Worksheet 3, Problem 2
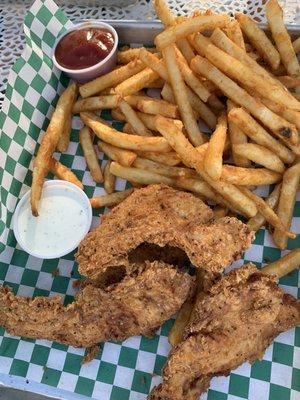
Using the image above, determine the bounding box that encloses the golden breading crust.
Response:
[0,262,194,348]
[77,185,254,283]
[149,264,300,400]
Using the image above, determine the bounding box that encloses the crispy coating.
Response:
[149,264,300,400]
[0,262,194,348]
[77,185,253,283]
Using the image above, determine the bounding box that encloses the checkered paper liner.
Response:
[0,0,299,399]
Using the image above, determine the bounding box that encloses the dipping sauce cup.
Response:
[52,21,118,83]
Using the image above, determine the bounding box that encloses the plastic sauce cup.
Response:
[13,180,92,259]
[52,21,119,83]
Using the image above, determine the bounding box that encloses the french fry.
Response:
[72,95,120,114]
[123,122,136,134]
[293,37,300,53]
[247,51,260,61]
[161,82,176,104]
[235,13,280,70]
[49,157,83,189]
[144,78,165,89]
[276,75,300,89]
[137,98,180,119]
[193,33,300,115]
[239,187,295,237]
[155,13,230,49]
[155,116,258,217]
[227,100,250,167]
[224,19,246,51]
[79,126,103,183]
[98,141,137,167]
[138,49,169,81]
[262,248,300,279]
[213,205,228,220]
[56,114,72,153]
[210,28,300,108]
[110,161,176,186]
[266,0,300,76]
[153,0,175,26]
[124,94,153,108]
[207,94,225,112]
[272,163,300,249]
[176,38,196,64]
[111,108,126,122]
[31,83,78,216]
[204,112,227,180]
[233,143,285,173]
[90,189,134,208]
[117,47,157,64]
[168,299,194,346]
[186,86,217,130]
[228,107,295,164]
[191,56,299,146]
[221,165,282,186]
[115,67,159,96]
[79,60,145,98]
[163,45,205,145]
[80,112,171,152]
[133,157,196,178]
[136,151,181,166]
[119,99,152,136]
[247,184,281,232]
[103,160,116,194]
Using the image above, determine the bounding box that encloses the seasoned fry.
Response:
[176,38,196,64]
[204,112,227,180]
[193,33,300,115]
[110,161,176,186]
[210,28,300,108]
[137,98,179,119]
[266,0,300,76]
[119,99,152,136]
[273,163,300,249]
[31,83,78,216]
[133,157,196,178]
[153,0,175,26]
[138,49,169,81]
[98,141,137,167]
[155,13,230,49]
[117,47,157,64]
[79,126,103,183]
[124,94,152,108]
[213,205,228,220]
[115,67,159,96]
[233,143,285,173]
[221,165,282,186]
[224,19,246,50]
[56,114,72,153]
[228,107,295,164]
[103,161,116,194]
[258,96,300,131]
[227,100,250,167]
[111,108,126,122]
[163,45,205,145]
[155,116,258,217]
[186,86,217,130]
[72,95,120,114]
[49,157,83,189]
[191,56,299,146]
[123,122,135,134]
[79,60,144,98]
[262,248,300,279]
[168,299,194,346]
[136,151,181,166]
[247,184,281,232]
[239,187,295,237]
[90,189,134,208]
[144,78,165,89]
[161,82,176,104]
[80,112,171,152]
[276,75,300,89]
[235,13,280,70]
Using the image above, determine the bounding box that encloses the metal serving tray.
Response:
[1,18,300,400]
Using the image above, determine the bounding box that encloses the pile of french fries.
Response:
[31,0,300,255]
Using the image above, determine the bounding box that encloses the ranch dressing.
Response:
[16,183,91,258]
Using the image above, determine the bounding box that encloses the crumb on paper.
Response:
[72,279,82,289]
[51,268,59,278]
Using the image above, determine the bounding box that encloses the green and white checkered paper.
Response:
[0,0,299,398]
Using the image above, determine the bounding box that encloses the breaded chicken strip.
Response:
[149,264,300,400]
[77,185,253,283]
[0,262,194,348]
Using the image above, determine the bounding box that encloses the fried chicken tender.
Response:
[0,262,194,348]
[149,264,300,400]
[77,185,253,283]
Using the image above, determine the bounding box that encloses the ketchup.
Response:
[55,28,115,70]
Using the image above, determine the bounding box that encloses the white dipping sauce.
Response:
[16,183,91,258]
